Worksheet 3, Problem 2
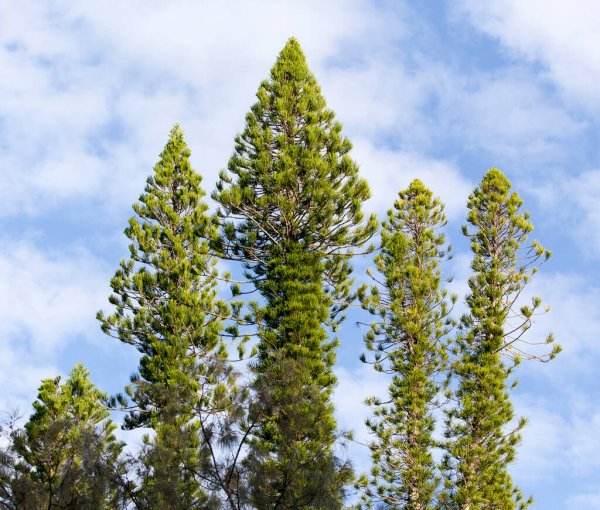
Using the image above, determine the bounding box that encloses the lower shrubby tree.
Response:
[0,419,15,508]
[440,168,560,510]
[358,180,453,510]
[0,364,124,510]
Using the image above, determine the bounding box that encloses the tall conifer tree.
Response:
[358,180,452,510]
[98,125,235,509]
[0,364,124,509]
[214,38,376,509]
[440,168,560,509]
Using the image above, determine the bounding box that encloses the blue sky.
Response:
[1,1,599,507]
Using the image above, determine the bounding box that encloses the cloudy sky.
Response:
[1,0,599,507]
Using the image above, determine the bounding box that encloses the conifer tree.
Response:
[358,180,452,510]
[98,125,237,509]
[0,364,124,509]
[214,38,377,509]
[440,168,560,509]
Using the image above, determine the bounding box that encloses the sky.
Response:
[1,0,599,507]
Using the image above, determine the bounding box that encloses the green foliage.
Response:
[358,180,453,510]
[214,38,375,508]
[214,37,377,324]
[242,250,353,509]
[98,125,239,508]
[0,40,564,510]
[0,364,124,509]
[440,168,559,510]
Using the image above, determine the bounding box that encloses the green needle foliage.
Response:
[214,38,376,509]
[0,364,124,509]
[440,168,560,510]
[98,125,234,509]
[358,180,453,510]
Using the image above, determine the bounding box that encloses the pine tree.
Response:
[358,180,452,510]
[440,168,560,509]
[0,364,124,509]
[214,38,377,509]
[98,125,236,509]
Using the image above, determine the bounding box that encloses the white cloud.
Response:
[0,0,577,222]
[566,412,600,475]
[442,72,583,165]
[335,364,390,444]
[334,364,390,474]
[565,170,600,256]
[322,58,441,148]
[0,240,108,352]
[323,37,583,169]
[530,272,600,362]
[353,138,473,220]
[0,238,110,410]
[512,396,566,483]
[505,271,600,489]
[0,0,586,221]
[512,396,600,487]
[0,351,58,415]
[457,0,600,110]
[0,0,399,217]
[526,168,600,257]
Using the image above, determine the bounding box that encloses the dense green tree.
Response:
[440,168,560,509]
[358,179,453,510]
[214,38,377,509]
[98,125,240,509]
[0,364,124,510]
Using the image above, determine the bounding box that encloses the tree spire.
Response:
[440,167,559,509]
[215,37,376,509]
[98,125,237,508]
[358,179,453,509]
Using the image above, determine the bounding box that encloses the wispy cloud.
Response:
[0,238,109,408]
[0,0,403,217]
[456,0,600,110]
[353,138,473,220]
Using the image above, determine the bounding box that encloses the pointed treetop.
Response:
[170,122,183,136]
[156,123,192,169]
[467,167,526,224]
[408,177,426,188]
[216,33,375,258]
[266,37,316,93]
[281,36,303,54]
[387,179,443,225]
[275,36,306,66]
[404,178,430,197]
[479,166,512,194]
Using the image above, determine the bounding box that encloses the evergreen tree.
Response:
[358,180,452,510]
[98,125,237,509]
[0,364,124,510]
[440,168,560,509]
[214,38,377,509]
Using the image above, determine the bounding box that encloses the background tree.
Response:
[0,412,16,508]
[214,38,377,509]
[440,168,560,509]
[0,364,124,510]
[358,179,453,510]
[98,125,241,509]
